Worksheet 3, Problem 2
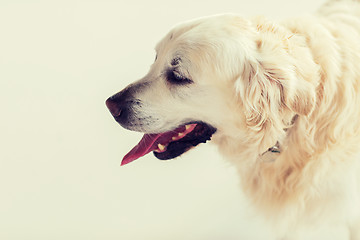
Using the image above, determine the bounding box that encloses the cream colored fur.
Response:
[121,0,360,239]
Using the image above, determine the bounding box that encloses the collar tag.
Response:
[260,142,281,162]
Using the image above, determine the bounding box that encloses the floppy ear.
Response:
[236,17,319,131]
[239,58,316,130]
[239,60,283,130]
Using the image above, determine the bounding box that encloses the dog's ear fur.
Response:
[241,60,316,128]
[237,25,318,130]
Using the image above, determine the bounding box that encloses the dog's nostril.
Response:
[105,97,122,117]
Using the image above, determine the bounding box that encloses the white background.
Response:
[0,0,324,239]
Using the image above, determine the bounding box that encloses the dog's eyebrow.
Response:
[171,57,181,66]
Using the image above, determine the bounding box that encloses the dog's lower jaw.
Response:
[212,133,262,165]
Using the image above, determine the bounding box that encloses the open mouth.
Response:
[121,122,217,166]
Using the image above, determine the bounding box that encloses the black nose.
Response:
[106,97,122,117]
[106,87,134,122]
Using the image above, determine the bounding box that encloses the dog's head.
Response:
[106,14,318,165]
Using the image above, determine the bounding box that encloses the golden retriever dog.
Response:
[106,0,360,239]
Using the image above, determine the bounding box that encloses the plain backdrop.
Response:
[0,0,325,239]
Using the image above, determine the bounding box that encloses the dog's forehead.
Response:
[154,23,205,59]
[156,15,229,51]
[155,14,252,60]
[151,14,255,81]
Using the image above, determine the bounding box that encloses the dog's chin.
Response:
[153,122,217,160]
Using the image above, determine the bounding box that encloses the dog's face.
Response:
[106,14,317,165]
[108,16,250,133]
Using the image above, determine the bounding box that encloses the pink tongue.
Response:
[121,133,162,166]
[121,124,197,166]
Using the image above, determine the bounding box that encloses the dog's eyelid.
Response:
[165,69,193,85]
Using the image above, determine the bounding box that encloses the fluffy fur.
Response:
[113,0,360,239]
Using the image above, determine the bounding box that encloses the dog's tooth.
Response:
[158,144,165,151]
[172,136,177,141]
[185,125,191,130]
[178,132,184,137]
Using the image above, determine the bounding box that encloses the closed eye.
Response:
[166,70,193,85]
